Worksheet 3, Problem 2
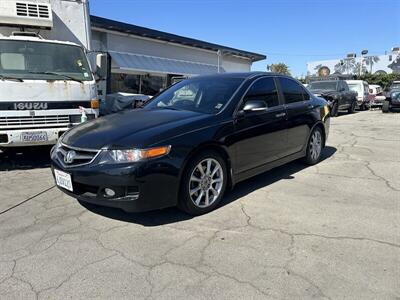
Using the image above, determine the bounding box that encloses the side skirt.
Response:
[232,150,306,186]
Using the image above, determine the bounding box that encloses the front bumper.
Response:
[51,155,181,212]
[0,127,68,147]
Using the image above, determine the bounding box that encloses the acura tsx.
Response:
[51,72,330,215]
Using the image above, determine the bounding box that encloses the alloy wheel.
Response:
[309,130,322,161]
[189,158,224,208]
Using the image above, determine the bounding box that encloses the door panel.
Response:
[234,106,288,174]
[285,101,313,154]
[232,76,288,175]
[277,77,312,155]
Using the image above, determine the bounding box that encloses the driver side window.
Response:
[242,77,279,109]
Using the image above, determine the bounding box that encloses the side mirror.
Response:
[243,100,268,112]
[95,53,108,78]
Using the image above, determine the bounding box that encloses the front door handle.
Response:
[275,112,286,118]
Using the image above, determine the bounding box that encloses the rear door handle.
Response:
[275,112,286,118]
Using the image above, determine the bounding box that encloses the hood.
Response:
[0,80,97,101]
[62,108,211,149]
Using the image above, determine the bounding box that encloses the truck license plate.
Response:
[21,132,48,143]
[54,169,73,192]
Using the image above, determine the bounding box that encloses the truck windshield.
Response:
[0,40,92,82]
[308,81,338,91]
[348,84,362,95]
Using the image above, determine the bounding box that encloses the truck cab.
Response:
[0,0,100,148]
[0,34,98,147]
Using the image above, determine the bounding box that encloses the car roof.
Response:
[191,72,291,81]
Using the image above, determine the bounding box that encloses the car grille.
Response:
[0,115,71,129]
[56,143,100,168]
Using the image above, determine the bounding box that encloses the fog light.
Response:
[104,188,116,197]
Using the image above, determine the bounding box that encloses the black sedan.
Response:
[51,72,330,215]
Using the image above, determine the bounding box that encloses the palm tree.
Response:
[334,58,358,74]
[364,56,380,73]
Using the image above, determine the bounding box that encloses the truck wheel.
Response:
[348,101,356,114]
[178,151,227,215]
[382,101,390,113]
[331,102,339,117]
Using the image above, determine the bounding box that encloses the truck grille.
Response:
[56,144,100,168]
[16,2,50,18]
[0,115,71,129]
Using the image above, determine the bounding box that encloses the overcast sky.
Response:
[90,0,400,77]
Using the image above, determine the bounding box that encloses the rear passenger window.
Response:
[279,77,306,104]
[243,77,279,108]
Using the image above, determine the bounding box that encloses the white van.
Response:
[346,80,370,110]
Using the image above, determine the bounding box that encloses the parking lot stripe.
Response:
[0,185,55,215]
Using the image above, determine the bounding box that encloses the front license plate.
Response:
[54,169,73,192]
[21,131,48,143]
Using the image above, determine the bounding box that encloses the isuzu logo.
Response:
[64,150,77,164]
[14,102,48,110]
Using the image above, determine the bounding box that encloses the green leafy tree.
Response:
[356,73,400,90]
[268,63,291,75]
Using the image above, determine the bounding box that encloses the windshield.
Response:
[0,40,92,81]
[145,77,244,114]
[391,83,400,90]
[308,81,338,91]
[348,84,362,94]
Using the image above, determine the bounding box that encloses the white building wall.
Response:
[222,55,252,72]
[91,29,253,73]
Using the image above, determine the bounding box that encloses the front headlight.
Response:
[101,146,171,164]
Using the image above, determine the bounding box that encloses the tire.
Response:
[330,102,339,117]
[348,101,356,114]
[303,126,324,165]
[382,101,390,113]
[178,150,228,215]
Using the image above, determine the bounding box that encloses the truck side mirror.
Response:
[95,53,107,78]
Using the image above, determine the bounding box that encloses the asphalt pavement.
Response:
[0,110,399,299]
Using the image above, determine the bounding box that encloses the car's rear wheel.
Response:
[348,101,356,114]
[331,102,339,117]
[382,101,390,113]
[303,127,324,165]
[178,151,227,215]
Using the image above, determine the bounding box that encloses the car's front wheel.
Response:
[304,127,324,165]
[382,100,390,113]
[348,101,356,114]
[178,151,227,215]
[331,102,339,117]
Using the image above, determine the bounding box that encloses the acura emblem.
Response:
[64,150,76,164]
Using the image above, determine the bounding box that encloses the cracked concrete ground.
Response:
[0,110,399,299]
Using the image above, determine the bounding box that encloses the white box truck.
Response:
[0,0,101,148]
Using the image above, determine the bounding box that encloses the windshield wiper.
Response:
[0,75,24,82]
[28,71,83,83]
[158,106,182,111]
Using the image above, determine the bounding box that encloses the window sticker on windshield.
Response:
[77,60,83,67]
[83,72,89,78]
[215,103,223,109]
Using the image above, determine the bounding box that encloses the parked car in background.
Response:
[51,72,330,215]
[382,86,400,113]
[346,80,370,110]
[368,85,386,108]
[307,80,357,117]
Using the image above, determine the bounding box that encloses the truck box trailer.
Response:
[0,0,100,148]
